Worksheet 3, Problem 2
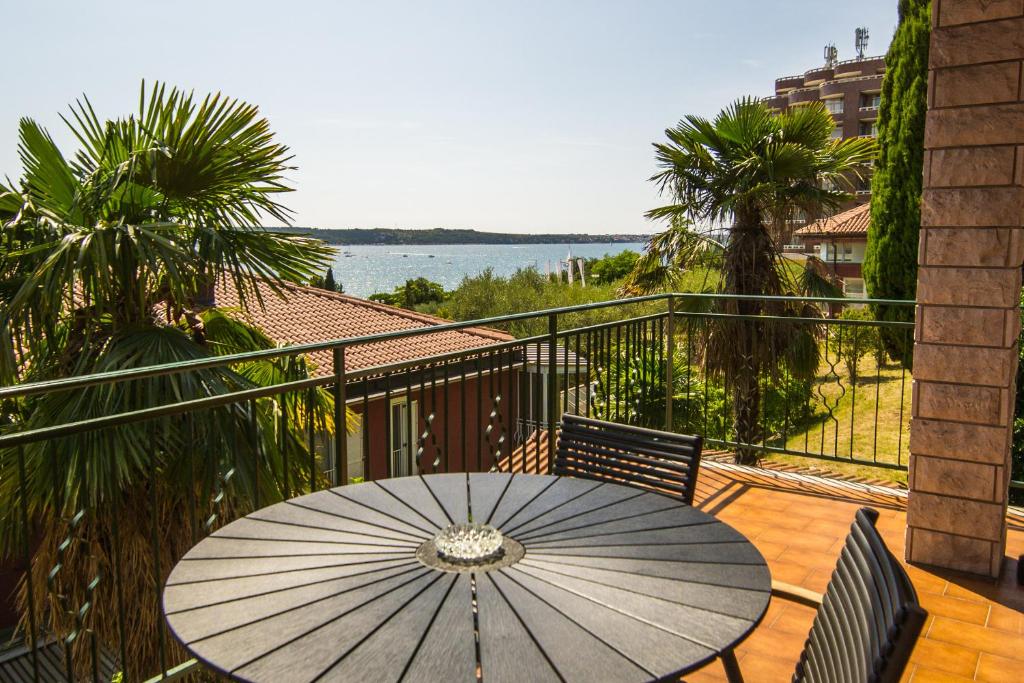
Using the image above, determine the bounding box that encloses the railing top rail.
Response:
[0,293,915,400]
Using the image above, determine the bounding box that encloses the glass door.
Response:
[389,397,419,477]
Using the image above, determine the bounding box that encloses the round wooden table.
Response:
[163,473,770,682]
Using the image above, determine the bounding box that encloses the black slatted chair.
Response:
[728,507,926,683]
[554,414,703,505]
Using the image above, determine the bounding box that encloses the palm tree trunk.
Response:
[732,361,761,465]
[723,212,777,466]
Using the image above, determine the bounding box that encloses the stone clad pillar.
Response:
[907,0,1024,577]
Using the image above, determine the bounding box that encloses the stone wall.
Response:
[907,0,1024,577]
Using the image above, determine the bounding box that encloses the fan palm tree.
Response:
[0,83,343,678]
[624,98,875,464]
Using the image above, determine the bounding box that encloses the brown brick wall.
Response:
[907,0,1024,577]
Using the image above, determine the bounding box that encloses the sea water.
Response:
[328,242,646,298]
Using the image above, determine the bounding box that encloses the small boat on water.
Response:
[428,255,436,258]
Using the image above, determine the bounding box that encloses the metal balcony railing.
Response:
[0,292,966,681]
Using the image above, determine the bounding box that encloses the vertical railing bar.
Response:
[152,419,168,676]
[666,296,675,431]
[873,331,883,462]
[849,323,859,461]
[443,359,450,473]
[492,349,502,471]
[585,330,594,418]
[760,348,768,453]
[655,314,663,429]
[647,317,655,426]
[684,315,692,431]
[109,491,128,679]
[307,387,317,492]
[573,327,581,418]
[565,331,573,417]
[702,321,710,439]
[430,361,439,472]
[279,394,290,499]
[625,321,633,423]
[637,319,645,426]
[723,362,731,449]
[186,417,198,544]
[16,445,41,682]
[406,362,414,475]
[834,324,842,460]
[533,340,541,474]
[547,313,558,473]
[614,323,621,423]
[384,372,393,480]
[781,347,791,447]
[460,359,467,475]
[476,354,483,473]
[249,399,261,509]
[485,351,496,471]
[333,347,348,486]
[605,327,612,421]
[361,377,371,480]
[897,328,909,466]
[90,626,100,683]
[818,331,827,457]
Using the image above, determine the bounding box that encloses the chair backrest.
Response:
[794,508,926,683]
[554,414,703,505]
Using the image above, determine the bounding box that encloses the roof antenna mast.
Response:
[855,27,869,60]
[823,43,838,67]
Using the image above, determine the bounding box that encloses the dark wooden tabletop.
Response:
[164,473,771,682]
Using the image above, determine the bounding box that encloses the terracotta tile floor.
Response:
[685,462,1024,683]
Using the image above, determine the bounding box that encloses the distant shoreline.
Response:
[271,226,648,246]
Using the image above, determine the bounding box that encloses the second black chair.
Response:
[554,414,703,505]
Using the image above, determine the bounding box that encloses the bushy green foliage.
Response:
[425,266,717,338]
[424,267,627,337]
[586,250,640,285]
[309,266,343,293]
[834,308,884,383]
[0,83,337,679]
[863,0,930,364]
[369,277,446,308]
[592,346,815,447]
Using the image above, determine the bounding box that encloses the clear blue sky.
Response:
[4,1,898,234]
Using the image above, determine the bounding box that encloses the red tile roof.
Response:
[794,203,871,238]
[214,280,513,376]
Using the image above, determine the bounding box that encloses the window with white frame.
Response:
[389,397,419,478]
[824,99,844,115]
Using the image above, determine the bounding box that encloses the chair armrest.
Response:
[771,580,824,608]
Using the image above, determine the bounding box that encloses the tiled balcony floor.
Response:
[686,462,1024,683]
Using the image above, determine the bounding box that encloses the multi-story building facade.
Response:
[765,54,886,213]
[767,49,885,272]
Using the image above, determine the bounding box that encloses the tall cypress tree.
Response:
[324,266,339,292]
[862,0,930,364]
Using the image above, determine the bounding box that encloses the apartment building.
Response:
[765,52,885,211]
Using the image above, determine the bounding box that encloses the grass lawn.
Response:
[768,353,912,486]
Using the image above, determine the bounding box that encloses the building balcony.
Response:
[774,75,804,93]
[0,293,1020,682]
[787,87,820,105]
[833,55,886,79]
[802,66,834,86]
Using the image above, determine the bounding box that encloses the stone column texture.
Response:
[907,0,1024,577]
